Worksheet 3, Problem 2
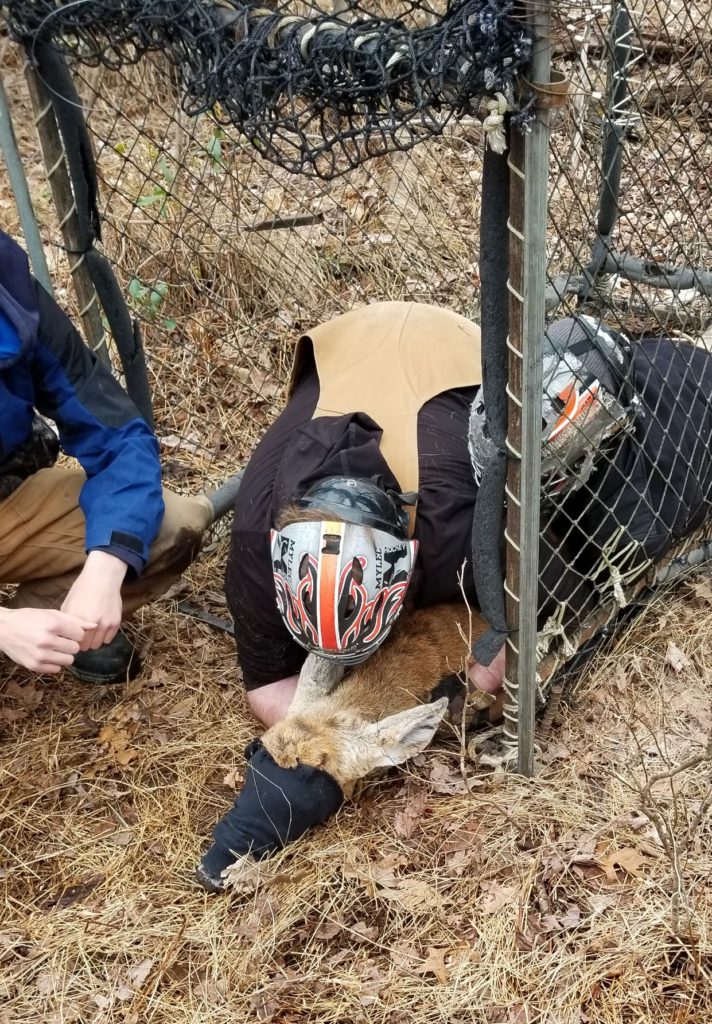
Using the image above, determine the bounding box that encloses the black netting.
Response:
[2,0,532,176]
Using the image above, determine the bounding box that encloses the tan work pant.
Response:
[0,467,213,614]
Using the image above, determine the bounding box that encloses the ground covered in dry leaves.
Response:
[1,547,710,1024]
[2,4,712,1019]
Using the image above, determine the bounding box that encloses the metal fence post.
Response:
[504,2,551,775]
[23,62,110,366]
[0,72,53,293]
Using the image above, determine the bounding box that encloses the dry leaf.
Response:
[127,957,154,988]
[558,904,582,930]
[115,748,139,766]
[598,846,648,881]
[393,785,429,838]
[0,707,27,724]
[480,881,518,914]
[223,767,243,789]
[692,579,712,605]
[350,921,379,942]
[47,874,103,910]
[414,946,450,984]
[313,920,341,941]
[35,973,58,996]
[109,829,133,848]
[4,680,43,708]
[588,894,617,918]
[427,759,467,794]
[665,641,691,674]
[379,877,441,913]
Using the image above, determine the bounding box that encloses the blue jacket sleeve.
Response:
[30,282,164,574]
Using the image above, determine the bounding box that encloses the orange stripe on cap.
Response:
[548,380,600,442]
[317,520,344,652]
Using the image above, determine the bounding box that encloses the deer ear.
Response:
[364,697,448,769]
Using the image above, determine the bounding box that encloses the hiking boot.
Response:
[67,630,141,685]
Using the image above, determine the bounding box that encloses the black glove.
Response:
[196,740,344,892]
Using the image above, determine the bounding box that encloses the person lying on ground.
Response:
[199,303,712,891]
[225,301,485,726]
[227,302,712,721]
[0,229,213,683]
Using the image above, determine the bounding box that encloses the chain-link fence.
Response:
[516,0,712,761]
[1,0,711,768]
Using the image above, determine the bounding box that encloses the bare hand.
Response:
[61,551,128,650]
[467,644,506,695]
[0,607,97,673]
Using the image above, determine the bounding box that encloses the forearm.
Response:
[81,549,130,586]
[62,551,129,650]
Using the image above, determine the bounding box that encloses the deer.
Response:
[197,599,504,892]
[262,601,502,794]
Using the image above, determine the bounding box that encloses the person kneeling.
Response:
[0,229,212,682]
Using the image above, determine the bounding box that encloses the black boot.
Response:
[68,630,141,685]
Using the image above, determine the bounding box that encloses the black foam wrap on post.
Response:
[30,43,154,426]
[471,143,510,665]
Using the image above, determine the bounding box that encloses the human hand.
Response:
[0,606,97,673]
[61,551,128,650]
[467,644,506,694]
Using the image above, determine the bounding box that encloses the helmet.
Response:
[539,316,640,501]
[271,477,418,664]
[468,315,641,501]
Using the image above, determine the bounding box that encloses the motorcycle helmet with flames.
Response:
[270,477,418,665]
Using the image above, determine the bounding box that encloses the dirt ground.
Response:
[1,2,712,1021]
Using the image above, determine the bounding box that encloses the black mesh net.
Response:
[3,0,533,176]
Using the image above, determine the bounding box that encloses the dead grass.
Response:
[1,5,712,1022]
[1,557,711,1024]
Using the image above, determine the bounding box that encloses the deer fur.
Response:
[262,602,501,793]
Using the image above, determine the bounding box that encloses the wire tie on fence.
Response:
[506,280,525,304]
[503,547,521,571]
[353,31,381,50]
[78,293,99,318]
[33,99,52,124]
[589,528,651,609]
[506,218,524,242]
[506,155,525,180]
[504,386,523,412]
[268,16,302,46]
[536,601,577,661]
[386,45,410,71]
[57,239,94,257]
[299,25,318,58]
[502,579,519,605]
[47,152,65,177]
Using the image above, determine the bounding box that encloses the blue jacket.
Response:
[0,230,164,575]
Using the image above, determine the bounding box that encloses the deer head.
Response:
[262,696,449,792]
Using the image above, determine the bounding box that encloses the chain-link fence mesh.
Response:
[526,0,712,719]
